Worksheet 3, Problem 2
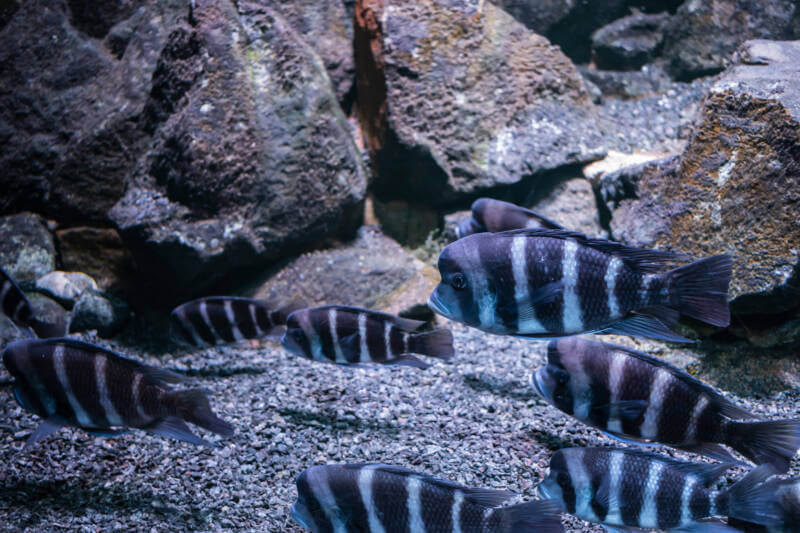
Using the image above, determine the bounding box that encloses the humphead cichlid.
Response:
[429,228,732,342]
[292,463,564,532]
[456,198,563,239]
[3,337,234,449]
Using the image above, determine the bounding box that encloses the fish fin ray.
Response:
[146,416,218,448]
[601,314,692,343]
[500,498,564,533]
[408,329,454,360]
[23,418,63,450]
[667,255,733,327]
[171,389,234,437]
[726,464,784,526]
[388,355,430,370]
[726,418,800,473]
[592,400,648,422]
[673,443,745,465]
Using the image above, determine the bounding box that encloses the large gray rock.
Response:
[110,1,366,299]
[270,0,355,106]
[662,0,797,81]
[0,212,56,286]
[529,177,608,239]
[602,41,800,329]
[591,11,670,71]
[355,0,604,207]
[69,289,131,337]
[0,0,186,224]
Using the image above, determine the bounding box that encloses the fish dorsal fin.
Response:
[495,228,688,273]
[39,338,186,386]
[601,313,692,343]
[599,343,757,421]
[343,464,515,507]
[308,305,426,332]
[596,448,735,486]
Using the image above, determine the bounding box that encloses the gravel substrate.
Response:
[1,323,798,532]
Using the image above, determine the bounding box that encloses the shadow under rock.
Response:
[461,373,536,401]
[0,479,203,529]
[277,408,401,436]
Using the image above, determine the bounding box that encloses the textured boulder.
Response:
[35,271,98,309]
[56,227,135,294]
[579,64,672,99]
[0,212,56,285]
[662,0,797,81]
[529,177,608,239]
[0,0,186,224]
[0,292,68,346]
[110,1,366,299]
[355,0,604,206]
[69,289,131,337]
[270,0,355,106]
[604,40,800,323]
[372,199,441,247]
[591,11,670,71]
[244,226,437,320]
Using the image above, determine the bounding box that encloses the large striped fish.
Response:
[2,337,234,449]
[538,447,783,531]
[0,266,65,338]
[428,228,732,342]
[170,296,303,348]
[456,198,563,239]
[292,463,564,533]
[281,306,454,369]
[728,476,800,533]
[531,338,800,472]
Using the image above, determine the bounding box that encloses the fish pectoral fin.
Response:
[671,519,742,533]
[671,461,735,487]
[146,417,218,448]
[592,400,648,422]
[337,333,360,355]
[23,418,63,451]
[673,443,746,465]
[85,428,131,437]
[525,281,564,308]
[594,477,620,512]
[389,355,430,370]
[600,431,660,447]
[602,314,693,343]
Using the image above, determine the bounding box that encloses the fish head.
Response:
[539,449,577,514]
[168,306,196,348]
[534,339,587,415]
[281,311,312,358]
[428,235,490,329]
[292,467,326,532]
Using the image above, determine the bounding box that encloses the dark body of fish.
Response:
[456,198,563,239]
[0,266,65,338]
[728,476,800,533]
[170,296,301,348]
[429,229,732,342]
[539,447,783,531]
[292,463,564,533]
[2,337,234,449]
[281,306,454,369]
[532,338,800,472]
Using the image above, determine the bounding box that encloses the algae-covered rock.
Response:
[35,271,98,309]
[0,212,56,285]
[69,289,131,337]
[604,40,800,321]
[591,11,670,71]
[110,1,366,299]
[355,0,604,206]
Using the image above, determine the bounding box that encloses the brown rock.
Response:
[56,227,135,294]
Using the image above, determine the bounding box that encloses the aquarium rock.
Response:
[590,11,671,71]
[0,212,57,286]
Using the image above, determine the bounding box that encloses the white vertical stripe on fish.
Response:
[308,467,347,533]
[52,344,93,427]
[358,313,370,363]
[605,257,622,319]
[199,301,222,344]
[402,332,409,355]
[131,373,149,422]
[224,300,245,341]
[358,466,387,533]
[684,395,710,444]
[641,368,672,439]
[384,322,393,359]
[465,237,494,330]
[452,490,464,533]
[328,309,346,362]
[178,308,205,347]
[562,239,583,333]
[607,351,628,434]
[638,461,665,527]
[249,304,265,337]
[511,235,545,333]
[0,281,11,312]
[639,274,655,305]
[604,451,625,523]
[94,356,123,426]
[566,448,598,522]
[407,475,426,533]
[679,476,696,525]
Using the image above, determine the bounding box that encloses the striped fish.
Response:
[531,338,800,472]
[728,476,800,533]
[456,198,563,239]
[0,266,65,338]
[292,463,564,533]
[281,306,454,369]
[2,337,234,449]
[170,296,303,348]
[538,447,783,531]
[428,228,732,342]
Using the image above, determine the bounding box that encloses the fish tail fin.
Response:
[726,418,800,473]
[29,318,68,339]
[724,464,784,526]
[497,498,564,533]
[408,328,454,360]
[667,254,732,326]
[171,388,234,437]
[268,299,306,326]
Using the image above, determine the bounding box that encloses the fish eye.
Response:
[557,471,570,487]
[552,368,570,385]
[450,273,467,290]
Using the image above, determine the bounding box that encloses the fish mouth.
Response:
[290,500,311,530]
[537,479,554,500]
[427,288,450,319]
[280,332,299,355]
[529,369,546,399]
